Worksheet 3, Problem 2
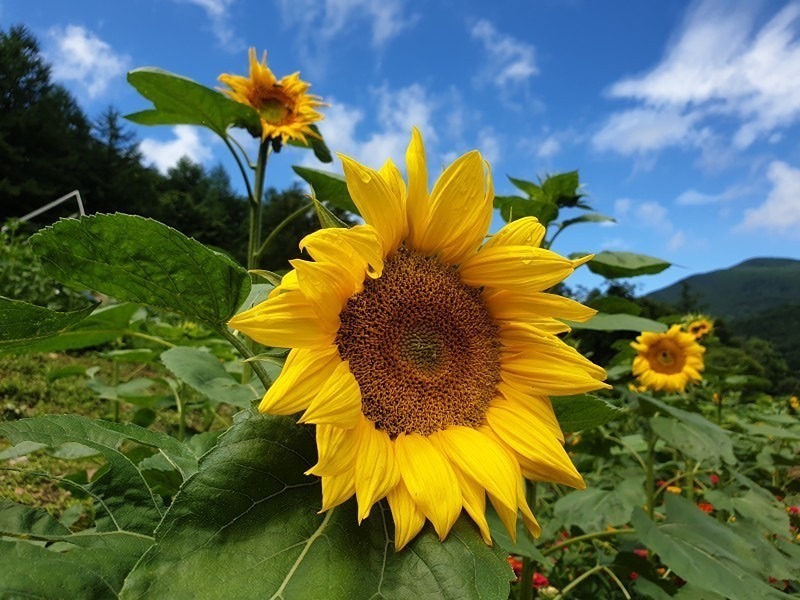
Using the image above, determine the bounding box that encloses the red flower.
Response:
[709,474,719,485]
[629,572,639,581]
[633,548,649,558]
[533,573,549,589]
[697,502,714,513]
[788,506,799,515]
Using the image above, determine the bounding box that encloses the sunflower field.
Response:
[1,46,799,600]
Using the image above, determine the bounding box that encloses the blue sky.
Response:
[3,0,800,295]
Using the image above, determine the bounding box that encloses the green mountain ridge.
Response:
[645,257,800,370]
[646,257,800,320]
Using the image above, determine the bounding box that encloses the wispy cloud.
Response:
[594,0,800,155]
[470,20,538,88]
[47,25,130,99]
[139,126,213,173]
[175,0,243,50]
[305,83,437,171]
[675,184,747,205]
[277,0,415,69]
[737,160,800,235]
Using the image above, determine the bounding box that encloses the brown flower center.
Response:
[249,87,294,125]
[336,247,501,437]
[647,339,686,374]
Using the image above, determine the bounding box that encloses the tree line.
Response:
[0,25,344,271]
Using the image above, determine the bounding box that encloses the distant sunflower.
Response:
[686,318,713,339]
[229,128,608,549]
[218,48,325,145]
[631,325,705,393]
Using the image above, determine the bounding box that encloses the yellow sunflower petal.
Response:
[259,346,341,415]
[379,158,408,239]
[435,426,518,513]
[228,290,337,349]
[449,463,492,544]
[298,360,362,428]
[486,289,597,323]
[339,154,405,255]
[354,418,400,522]
[459,246,575,293]
[415,151,492,264]
[483,217,546,250]
[267,269,299,299]
[395,433,462,540]
[515,476,541,538]
[485,405,585,489]
[496,382,564,443]
[320,471,355,512]
[501,350,610,395]
[405,127,430,250]
[299,224,384,283]
[488,493,519,543]
[386,479,426,550]
[305,424,358,477]
[290,259,355,323]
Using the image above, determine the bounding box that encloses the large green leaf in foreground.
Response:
[0,296,96,349]
[0,416,197,535]
[632,494,793,600]
[121,413,511,599]
[29,214,251,326]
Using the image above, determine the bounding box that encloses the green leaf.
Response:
[0,533,152,599]
[631,495,791,600]
[586,295,642,316]
[286,124,333,163]
[507,176,542,198]
[541,171,583,207]
[554,476,645,532]
[29,214,251,326]
[0,416,197,535]
[160,346,262,408]
[0,296,96,349]
[0,500,72,537]
[126,67,260,138]
[639,396,736,465]
[494,195,559,226]
[0,302,141,355]
[559,213,615,229]
[485,504,546,562]
[551,394,623,432]
[310,191,349,228]
[584,251,671,279]
[292,166,359,213]
[120,413,512,599]
[565,312,668,332]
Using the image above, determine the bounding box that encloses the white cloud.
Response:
[47,25,129,99]
[470,20,538,87]
[595,0,800,154]
[614,197,673,233]
[738,160,800,234]
[592,107,704,155]
[277,0,414,50]
[139,126,213,174]
[477,128,501,165]
[306,84,436,171]
[614,198,632,217]
[667,230,686,250]
[176,0,242,49]
[675,185,744,205]
[537,135,561,159]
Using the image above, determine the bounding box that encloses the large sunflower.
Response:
[218,48,325,145]
[229,129,609,549]
[631,325,705,393]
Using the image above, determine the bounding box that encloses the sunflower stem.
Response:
[542,528,635,556]
[241,140,271,386]
[222,134,255,201]
[554,563,606,599]
[645,420,657,519]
